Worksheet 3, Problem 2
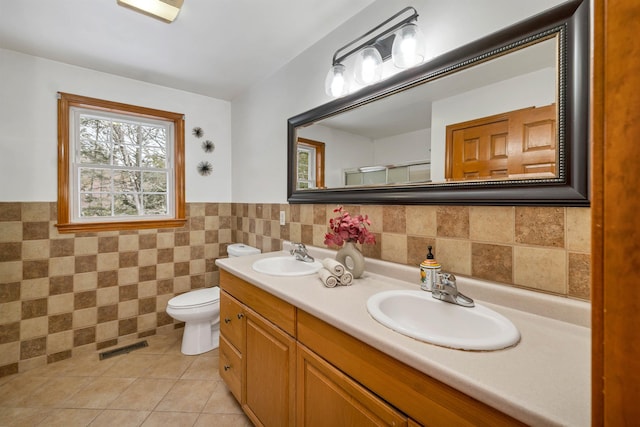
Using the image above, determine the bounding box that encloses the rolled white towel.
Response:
[322,258,345,277]
[318,268,339,288]
[339,271,354,286]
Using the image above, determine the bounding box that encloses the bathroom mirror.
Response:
[287,0,589,206]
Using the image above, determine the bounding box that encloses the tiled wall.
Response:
[0,202,233,377]
[233,203,591,300]
[0,201,590,378]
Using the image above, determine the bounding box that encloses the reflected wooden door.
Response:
[446,104,556,180]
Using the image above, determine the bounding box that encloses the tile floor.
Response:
[0,330,252,426]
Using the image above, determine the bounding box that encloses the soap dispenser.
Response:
[420,246,441,291]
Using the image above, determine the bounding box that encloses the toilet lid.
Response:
[168,287,220,309]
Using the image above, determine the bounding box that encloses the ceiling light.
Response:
[325,6,425,98]
[117,0,184,23]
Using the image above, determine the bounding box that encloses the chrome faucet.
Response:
[290,242,315,262]
[431,272,475,307]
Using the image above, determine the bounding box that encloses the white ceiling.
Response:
[0,0,375,100]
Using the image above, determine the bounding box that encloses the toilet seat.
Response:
[168,287,220,310]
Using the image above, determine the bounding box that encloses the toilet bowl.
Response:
[166,287,221,355]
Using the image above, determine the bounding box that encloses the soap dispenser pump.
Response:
[420,246,441,291]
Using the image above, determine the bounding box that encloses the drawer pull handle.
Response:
[237,313,244,319]
[224,318,231,324]
[224,365,231,371]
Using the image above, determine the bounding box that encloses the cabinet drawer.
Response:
[220,335,242,402]
[220,290,245,351]
[221,270,296,336]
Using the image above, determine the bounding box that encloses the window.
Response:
[296,138,325,189]
[56,93,186,232]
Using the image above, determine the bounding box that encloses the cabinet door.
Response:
[220,290,245,352]
[244,308,296,427]
[297,343,408,427]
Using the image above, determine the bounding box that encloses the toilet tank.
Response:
[227,243,261,257]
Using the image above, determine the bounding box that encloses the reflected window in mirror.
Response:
[297,138,325,189]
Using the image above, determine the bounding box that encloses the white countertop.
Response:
[216,243,591,427]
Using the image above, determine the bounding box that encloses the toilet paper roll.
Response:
[339,271,354,286]
[318,268,339,288]
[322,258,345,276]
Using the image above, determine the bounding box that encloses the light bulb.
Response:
[325,64,349,97]
[354,46,383,85]
[392,23,426,69]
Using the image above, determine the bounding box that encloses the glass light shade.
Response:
[354,46,383,85]
[392,23,426,68]
[325,64,350,98]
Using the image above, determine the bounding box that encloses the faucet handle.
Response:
[290,242,306,254]
[438,272,456,288]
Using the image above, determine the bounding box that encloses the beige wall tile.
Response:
[21,278,49,299]
[406,206,437,237]
[21,203,50,221]
[119,235,139,252]
[312,225,325,247]
[49,256,75,277]
[156,294,173,312]
[190,259,206,275]
[97,253,119,271]
[0,222,22,242]
[471,243,513,284]
[190,231,205,246]
[566,208,591,252]
[20,317,48,340]
[118,301,138,319]
[299,204,314,225]
[47,330,73,354]
[381,233,408,264]
[435,238,471,276]
[514,246,567,294]
[205,216,220,230]
[469,206,514,243]
[138,281,158,299]
[48,294,74,315]
[73,272,98,292]
[383,206,406,234]
[0,301,21,323]
[0,261,22,282]
[218,229,231,244]
[75,237,98,255]
[138,249,158,267]
[96,321,118,342]
[0,342,19,366]
[219,203,232,216]
[97,288,119,306]
[157,233,175,249]
[174,247,190,263]
[157,263,174,280]
[568,252,590,300]
[138,313,157,332]
[118,267,139,286]
[22,240,50,260]
[72,308,97,329]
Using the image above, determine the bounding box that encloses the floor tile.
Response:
[108,378,176,411]
[0,407,52,426]
[14,376,92,407]
[101,354,162,378]
[0,375,49,407]
[89,409,151,427]
[180,355,219,380]
[202,382,244,414]
[155,379,217,412]
[140,411,199,427]
[63,376,136,409]
[37,408,101,426]
[144,354,194,379]
[194,413,253,427]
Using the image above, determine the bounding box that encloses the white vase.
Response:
[335,241,365,279]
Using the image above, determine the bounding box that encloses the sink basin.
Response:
[252,256,323,276]
[367,290,520,351]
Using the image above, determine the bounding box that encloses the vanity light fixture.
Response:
[325,6,425,98]
[117,0,184,23]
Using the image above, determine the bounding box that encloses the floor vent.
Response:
[99,340,149,360]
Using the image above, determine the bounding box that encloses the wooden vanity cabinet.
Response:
[219,270,522,427]
[219,270,296,426]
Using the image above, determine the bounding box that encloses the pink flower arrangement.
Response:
[324,206,376,247]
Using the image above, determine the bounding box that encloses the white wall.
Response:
[298,124,374,188]
[230,0,566,202]
[0,48,232,203]
[373,128,431,165]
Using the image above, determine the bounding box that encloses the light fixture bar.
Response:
[117,0,184,23]
[332,6,419,66]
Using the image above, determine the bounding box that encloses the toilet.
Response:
[166,243,260,355]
